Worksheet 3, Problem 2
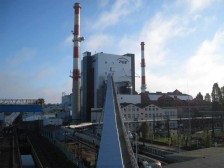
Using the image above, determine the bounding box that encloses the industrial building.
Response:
[121,103,177,132]
[81,52,135,122]
[63,1,193,126]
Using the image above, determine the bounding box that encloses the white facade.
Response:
[121,104,177,131]
[117,94,141,104]
[92,53,132,107]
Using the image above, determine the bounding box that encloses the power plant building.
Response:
[81,52,136,122]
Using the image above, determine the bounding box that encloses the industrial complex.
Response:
[1,2,224,168]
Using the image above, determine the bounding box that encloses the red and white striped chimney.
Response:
[141,42,146,93]
[72,3,84,122]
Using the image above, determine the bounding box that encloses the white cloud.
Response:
[175,0,216,13]
[185,30,224,95]
[121,0,223,97]
[92,0,142,30]
[118,10,196,73]
[83,33,115,53]
[188,0,215,13]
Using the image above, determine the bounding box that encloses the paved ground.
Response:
[164,147,224,168]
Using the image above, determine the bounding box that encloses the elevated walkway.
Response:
[97,75,138,168]
[4,112,20,126]
[0,99,43,112]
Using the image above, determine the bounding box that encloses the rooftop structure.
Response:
[148,90,193,101]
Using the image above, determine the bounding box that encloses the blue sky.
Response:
[1,0,224,103]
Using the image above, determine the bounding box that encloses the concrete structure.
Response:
[91,108,103,123]
[141,42,146,93]
[71,3,84,122]
[97,75,138,168]
[121,104,177,132]
[82,52,135,122]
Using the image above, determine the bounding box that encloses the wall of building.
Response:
[81,52,94,122]
[82,52,135,122]
[121,104,177,132]
[117,94,141,104]
[92,53,133,108]
[91,108,103,123]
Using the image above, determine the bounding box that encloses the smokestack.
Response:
[72,3,84,122]
[141,42,146,93]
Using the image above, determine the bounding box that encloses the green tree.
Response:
[203,131,212,148]
[204,93,211,102]
[196,92,203,100]
[140,121,149,139]
[221,86,224,110]
[211,83,222,111]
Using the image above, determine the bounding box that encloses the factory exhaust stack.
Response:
[141,42,146,93]
[72,3,84,122]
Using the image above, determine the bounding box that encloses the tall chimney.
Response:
[141,42,146,93]
[72,3,84,122]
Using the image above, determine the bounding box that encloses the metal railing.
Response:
[0,99,44,105]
